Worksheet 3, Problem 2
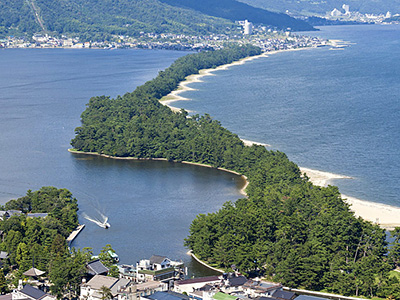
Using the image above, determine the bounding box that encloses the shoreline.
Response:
[69,148,400,229]
[187,250,225,274]
[160,48,400,231]
[160,48,313,112]
[68,149,248,196]
[300,167,400,230]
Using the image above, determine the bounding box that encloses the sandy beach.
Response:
[160,48,311,112]
[159,49,400,231]
[300,167,400,230]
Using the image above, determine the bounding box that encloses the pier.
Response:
[66,224,85,246]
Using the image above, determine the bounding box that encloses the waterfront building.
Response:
[136,255,184,283]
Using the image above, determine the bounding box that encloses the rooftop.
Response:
[175,276,221,285]
[20,284,47,300]
[87,259,109,275]
[85,275,119,290]
[150,255,168,264]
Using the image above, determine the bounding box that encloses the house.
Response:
[242,280,282,298]
[136,255,184,283]
[220,275,247,294]
[86,259,109,277]
[80,274,131,300]
[173,276,221,295]
[270,290,297,300]
[118,264,136,280]
[12,284,56,300]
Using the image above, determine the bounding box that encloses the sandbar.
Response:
[160,48,400,231]
[160,48,311,112]
[300,167,400,230]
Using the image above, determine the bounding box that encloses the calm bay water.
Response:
[1,24,398,279]
[175,24,400,208]
[0,49,244,276]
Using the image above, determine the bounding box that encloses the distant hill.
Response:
[0,0,234,39]
[237,0,400,15]
[159,0,315,31]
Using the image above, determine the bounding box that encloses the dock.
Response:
[67,224,85,246]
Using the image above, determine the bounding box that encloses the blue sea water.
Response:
[173,24,400,208]
[0,48,243,276]
[0,24,399,279]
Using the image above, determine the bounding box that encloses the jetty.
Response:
[66,224,85,246]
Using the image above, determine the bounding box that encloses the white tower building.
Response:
[244,20,253,35]
[342,4,350,15]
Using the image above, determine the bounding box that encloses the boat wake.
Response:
[82,211,110,229]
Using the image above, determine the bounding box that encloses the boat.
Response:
[100,217,110,229]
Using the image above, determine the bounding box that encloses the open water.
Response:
[175,24,400,209]
[0,24,399,279]
[0,49,244,276]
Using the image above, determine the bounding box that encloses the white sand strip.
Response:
[300,167,352,187]
[241,139,271,147]
[301,167,400,229]
[160,48,311,112]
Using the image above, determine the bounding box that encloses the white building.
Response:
[330,8,342,17]
[80,275,131,300]
[342,4,350,15]
[244,20,253,35]
[136,255,184,283]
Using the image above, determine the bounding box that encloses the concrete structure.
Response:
[330,8,342,17]
[136,255,184,283]
[342,4,350,15]
[244,20,253,35]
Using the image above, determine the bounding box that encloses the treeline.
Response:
[0,187,90,297]
[0,0,234,40]
[71,45,400,298]
[71,44,262,159]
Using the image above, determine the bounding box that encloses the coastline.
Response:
[68,149,248,196]
[300,167,400,230]
[188,250,224,274]
[159,48,400,231]
[160,48,312,112]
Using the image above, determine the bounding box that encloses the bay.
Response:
[173,24,400,209]
[0,49,244,276]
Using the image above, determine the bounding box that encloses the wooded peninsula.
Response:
[70,45,400,298]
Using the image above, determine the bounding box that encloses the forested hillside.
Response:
[238,0,400,15]
[0,0,234,39]
[158,0,314,31]
[71,46,400,298]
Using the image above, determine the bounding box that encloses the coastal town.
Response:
[1,250,301,300]
[0,21,327,52]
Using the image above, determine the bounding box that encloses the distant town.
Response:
[325,4,399,23]
[0,21,328,52]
